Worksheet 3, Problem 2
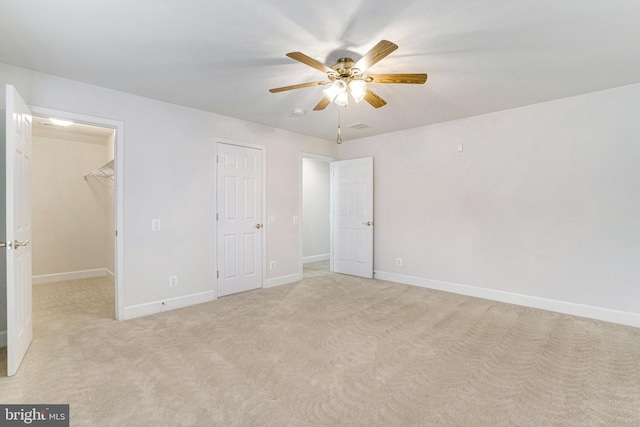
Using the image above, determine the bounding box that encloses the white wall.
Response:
[302,158,330,262]
[1,63,337,318]
[339,83,640,323]
[32,133,111,278]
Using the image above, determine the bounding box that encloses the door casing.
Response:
[299,155,374,278]
[298,153,336,275]
[30,106,125,320]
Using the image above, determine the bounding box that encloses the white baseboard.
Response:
[105,269,115,282]
[374,271,640,328]
[126,273,301,320]
[33,268,111,285]
[266,273,302,288]
[0,330,6,348]
[303,254,330,264]
[123,290,216,320]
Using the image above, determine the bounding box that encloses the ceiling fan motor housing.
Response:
[328,58,365,84]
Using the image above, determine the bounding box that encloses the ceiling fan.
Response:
[269,40,427,110]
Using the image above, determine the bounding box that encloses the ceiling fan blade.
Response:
[286,52,334,74]
[367,74,428,84]
[313,97,331,111]
[269,81,327,93]
[364,89,387,108]
[353,40,398,72]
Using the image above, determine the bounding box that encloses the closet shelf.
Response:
[84,159,114,189]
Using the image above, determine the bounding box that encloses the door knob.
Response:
[362,221,373,226]
[0,241,12,249]
[14,240,29,248]
[255,224,263,229]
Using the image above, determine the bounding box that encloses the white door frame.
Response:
[30,106,125,320]
[298,153,336,275]
[213,138,266,296]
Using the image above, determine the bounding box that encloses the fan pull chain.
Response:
[337,106,343,144]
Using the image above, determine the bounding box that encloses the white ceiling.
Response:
[2,0,640,142]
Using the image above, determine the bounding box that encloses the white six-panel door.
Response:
[5,85,33,376]
[331,157,374,278]
[216,143,263,297]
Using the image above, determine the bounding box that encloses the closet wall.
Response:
[32,124,114,282]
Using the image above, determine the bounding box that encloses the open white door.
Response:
[216,142,264,297]
[331,157,374,278]
[4,85,33,376]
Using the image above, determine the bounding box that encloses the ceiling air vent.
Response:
[345,122,372,130]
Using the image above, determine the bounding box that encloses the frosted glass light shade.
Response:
[349,80,367,103]
[335,90,349,107]
[323,79,347,102]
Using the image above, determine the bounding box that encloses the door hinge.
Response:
[216,155,219,164]
[216,213,219,221]
[217,270,220,279]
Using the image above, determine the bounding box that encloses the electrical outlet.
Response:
[169,275,178,287]
[152,219,161,231]
[396,258,403,267]
[269,260,276,270]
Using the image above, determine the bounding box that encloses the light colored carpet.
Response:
[1,264,639,426]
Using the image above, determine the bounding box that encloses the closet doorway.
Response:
[300,154,333,277]
[30,115,119,321]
